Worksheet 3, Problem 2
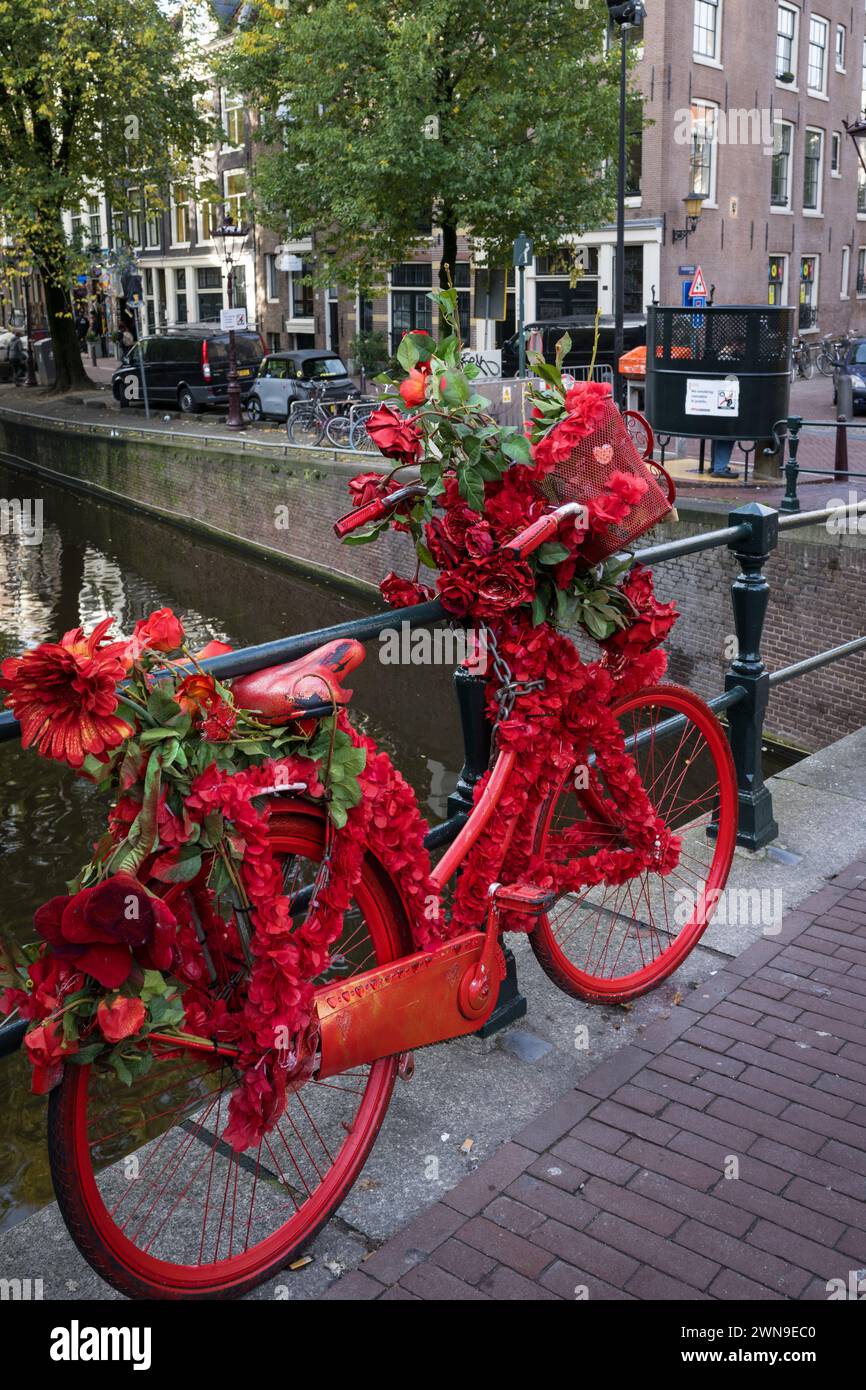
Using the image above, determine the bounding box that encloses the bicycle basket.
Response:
[536,399,674,565]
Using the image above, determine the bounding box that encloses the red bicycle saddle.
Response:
[231,638,365,723]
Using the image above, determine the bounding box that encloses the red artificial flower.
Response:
[348,471,396,509]
[201,700,238,741]
[0,617,133,769]
[195,640,233,661]
[379,572,435,609]
[133,607,185,655]
[25,1019,74,1094]
[33,874,177,988]
[473,557,536,619]
[97,994,146,1043]
[399,369,428,408]
[365,406,423,465]
[175,672,219,715]
[563,379,612,427]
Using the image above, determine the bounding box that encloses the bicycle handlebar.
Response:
[504,502,587,560]
[333,482,427,538]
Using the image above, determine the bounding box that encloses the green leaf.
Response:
[537,542,571,564]
[501,435,532,465]
[396,334,420,371]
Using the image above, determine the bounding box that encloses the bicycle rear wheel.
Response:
[531,685,737,1004]
[816,351,837,378]
[350,416,378,453]
[48,806,408,1300]
[325,414,352,449]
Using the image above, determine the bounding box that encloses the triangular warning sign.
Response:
[689,266,708,298]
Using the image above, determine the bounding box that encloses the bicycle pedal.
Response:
[491,883,556,917]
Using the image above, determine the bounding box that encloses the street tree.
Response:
[0,0,209,390]
[225,0,629,295]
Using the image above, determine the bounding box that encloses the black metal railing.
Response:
[2,499,866,1054]
[770,415,866,514]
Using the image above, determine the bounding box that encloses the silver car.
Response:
[246,349,359,421]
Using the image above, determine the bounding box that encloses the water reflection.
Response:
[0,461,461,1229]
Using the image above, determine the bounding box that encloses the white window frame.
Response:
[265,252,280,302]
[836,24,846,73]
[768,253,788,306]
[693,0,723,67]
[807,14,829,98]
[223,169,247,227]
[221,90,244,148]
[858,164,866,219]
[831,131,842,177]
[689,100,719,208]
[841,245,851,298]
[144,187,161,249]
[802,127,824,215]
[771,119,794,213]
[857,247,866,297]
[776,3,799,87]
[126,187,142,250]
[170,183,190,247]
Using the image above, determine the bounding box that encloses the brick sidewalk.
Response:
[325,861,866,1301]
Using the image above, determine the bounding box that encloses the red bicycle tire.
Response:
[47,804,410,1300]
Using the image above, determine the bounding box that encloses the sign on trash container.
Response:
[685,376,740,418]
[220,308,248,331]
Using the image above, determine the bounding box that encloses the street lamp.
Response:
[212,211,250,431]
[844,115,866,178]
[672,192,707,244]
[607,0,647,410]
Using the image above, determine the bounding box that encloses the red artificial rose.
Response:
[348,471,397,509]
[97,994,146,1043]
[32,875,177,989]
[365,405,423,465]
[25,1019,73,1094]
[175,672,219,714]
[464,522,494,559]
[379,572,435,609]
[473,557,536,619]
[201,700,237,741]
[0,616,133,768]
[436,568,477,617]
[133,607,185,654]
[399,369,428,408]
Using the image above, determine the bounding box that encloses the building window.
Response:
[224,171,247,227]
[289,264,314,319]
[799,256,819,330]
[175,268,188,324]
[771,121,793,208]
[268,331,282,352]
[198,193,217,243]
[265,253,279,300]
[127,188,142,248]
[836,24,846,72]
[858,164,866,215]
[776,4,798,81]
[171,185,190,245]
[803,128,824,212]
[831,131,842,176]
[69,212,83,246]
[693,0,721,62]
[144,187,161,248]
[222,91,244,147]
[807,15,829,96]
[196,265,223,323]
[390,262,433,352]
[358,296,375,334]
[454,262,471,342]
[689,102,718,203]
[857,248,866,296]
[768,254,787,306]
[111,210,126,246]
[841,245,851,298]
[87,197,101,249]
[626,106,643,197]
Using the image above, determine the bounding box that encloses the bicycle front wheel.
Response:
[48,806,408,1300]
[288,410,325,448]
[816,351,836,378]
[350,417,378,452]
[325,414,352,449]
[531,685,737,1004]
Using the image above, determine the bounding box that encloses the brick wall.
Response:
[1,413,863,752]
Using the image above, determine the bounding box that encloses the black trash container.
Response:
[645,305,794,441]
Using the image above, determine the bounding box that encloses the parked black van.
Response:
[112,326,266,413]
[501,315,646,378]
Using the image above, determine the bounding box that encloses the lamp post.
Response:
[606,1,647,411]
[212,212,250,431]
[844,115,866,177]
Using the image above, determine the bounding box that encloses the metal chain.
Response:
[483,624,545,749]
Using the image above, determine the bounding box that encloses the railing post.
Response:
[447,665,527,1035]
[780,415,801,514]
[725,503,780,851]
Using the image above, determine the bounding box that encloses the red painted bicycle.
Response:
[44,491,737,1299]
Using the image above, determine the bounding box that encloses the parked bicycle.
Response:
[286,386,354,448]
[790,337,815,381]
[816,331,854,378]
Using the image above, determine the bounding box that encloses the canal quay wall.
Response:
[0,407,864,754]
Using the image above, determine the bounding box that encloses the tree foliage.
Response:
[0,0,210,389]
[226,0,626,290]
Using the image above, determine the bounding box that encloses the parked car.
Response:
[835,337,866,414]
[501,315,647,378]
[111,326,266,413]
[246,350,359,421]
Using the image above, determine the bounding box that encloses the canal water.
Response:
[0,460,462,1230]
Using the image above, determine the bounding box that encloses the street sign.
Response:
[678,265,697,276]
[220,308,248,331]
[689,266,709,299]
[513,233,533,268]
